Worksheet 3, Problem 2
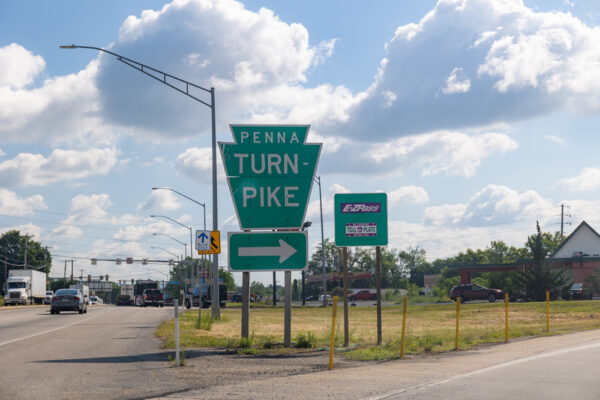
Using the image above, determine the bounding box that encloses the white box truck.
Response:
[4,269,46,305]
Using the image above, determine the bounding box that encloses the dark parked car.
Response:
[563,283,593,300]
[349,290,377,301]
[142,289,164,307]
[449,284,504,303]
[50,289,88,314]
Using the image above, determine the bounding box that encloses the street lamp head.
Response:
[302,221,312,230]
[59,45,77,49]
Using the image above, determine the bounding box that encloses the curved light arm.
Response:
[152,187,205,208]
[152,233,185,246]
[150,246,179,260]
[150,215,191,230]
[59,45,212,107]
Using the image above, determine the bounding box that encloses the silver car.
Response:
[50,289,88,314]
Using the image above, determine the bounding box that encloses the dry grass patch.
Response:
[155,300,600,360]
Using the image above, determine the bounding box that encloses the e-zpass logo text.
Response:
[341,203,381,213]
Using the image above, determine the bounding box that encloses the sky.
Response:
[2,0,600,286]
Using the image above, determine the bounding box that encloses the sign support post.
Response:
[342,247,349,347]
[334,193,388,349]
[375,245,382,345]
[242,271,250,338]
[284,271,292,347]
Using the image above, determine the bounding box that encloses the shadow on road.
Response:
[35,349,225,364]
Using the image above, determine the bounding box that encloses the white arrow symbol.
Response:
[238,239,298,263]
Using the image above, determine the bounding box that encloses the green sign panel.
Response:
[219,125,322,230]
[334,193,388,247]
[228,231,308,271]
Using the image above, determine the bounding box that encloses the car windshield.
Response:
[8,282,26,289]
[46,291,53,295]
[55,289,78,296]
[145,290,161,295]
[571,283,583,290]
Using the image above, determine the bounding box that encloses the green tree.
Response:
[0,230,52,295]
[398,246,431,287]
[518,222,570,301]
[218,268,235,290]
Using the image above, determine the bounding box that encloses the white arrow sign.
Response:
[238,239,298,263]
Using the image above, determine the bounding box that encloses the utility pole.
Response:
[560,204,571,238]
[70,260,74,283]
[23,234,30,269]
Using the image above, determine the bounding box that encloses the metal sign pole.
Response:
[174,298,180,367]
[376,246,382,345]
[284,271,292,347]
[242,271,250,338]
[342,247,349,347]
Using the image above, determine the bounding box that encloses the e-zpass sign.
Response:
[334,193,388,247]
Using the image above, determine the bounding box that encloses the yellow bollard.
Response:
[400,295,407,359]
[328,295,338,370]
[505,293,509,343]
[455,296,461,350]
[546,291,550,333]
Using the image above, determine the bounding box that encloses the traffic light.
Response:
[131,279,134,284]
[87,274,91,282]
[105,274,109,282]
[91,258,97,265]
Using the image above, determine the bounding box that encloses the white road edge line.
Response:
[0,308,116,348]
[367,340,600,400]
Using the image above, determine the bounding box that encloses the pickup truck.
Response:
[186,284,227,309]
[141,289,164,307]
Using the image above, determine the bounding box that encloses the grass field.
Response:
[155,299,600,360]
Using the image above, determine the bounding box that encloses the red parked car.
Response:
[349,290,377,301]
[449,284,504,303]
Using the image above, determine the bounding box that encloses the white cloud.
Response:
[137,190,183,212]
[336,0,600,139]
[0,189,47,216]
[442,67,471,94]
[0,223,43,239]
[320,130,517,177]
[425,184,554,227]
[388,186,429,206]
[0,43,45,89]
[545,135,564,144]
[559,167,600,192]
[0,148,119,188]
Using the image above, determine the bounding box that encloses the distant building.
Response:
[451,221,600,293]
[423,274,440,295]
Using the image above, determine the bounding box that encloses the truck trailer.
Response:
[4,269,46,305]
[117,283,134,306]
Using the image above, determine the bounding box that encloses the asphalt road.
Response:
[0,305,184,400]
[4,305,600,400]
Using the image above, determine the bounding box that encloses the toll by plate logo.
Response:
[341,203,381,213]
[346,223,377,237]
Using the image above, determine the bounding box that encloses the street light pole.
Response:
[150,215,193,261]
[152,187,207,290]
[151,215,193,295]
[61,44,221,319]
[316,176,328,307]
[152,233,186,260]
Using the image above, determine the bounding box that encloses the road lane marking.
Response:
[0,308,116,348]
[367,340,600,400]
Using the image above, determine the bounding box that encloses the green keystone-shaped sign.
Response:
[219,125,322,229]
[228,231,308,271]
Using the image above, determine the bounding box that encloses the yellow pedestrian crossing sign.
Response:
[198,230,221,254]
